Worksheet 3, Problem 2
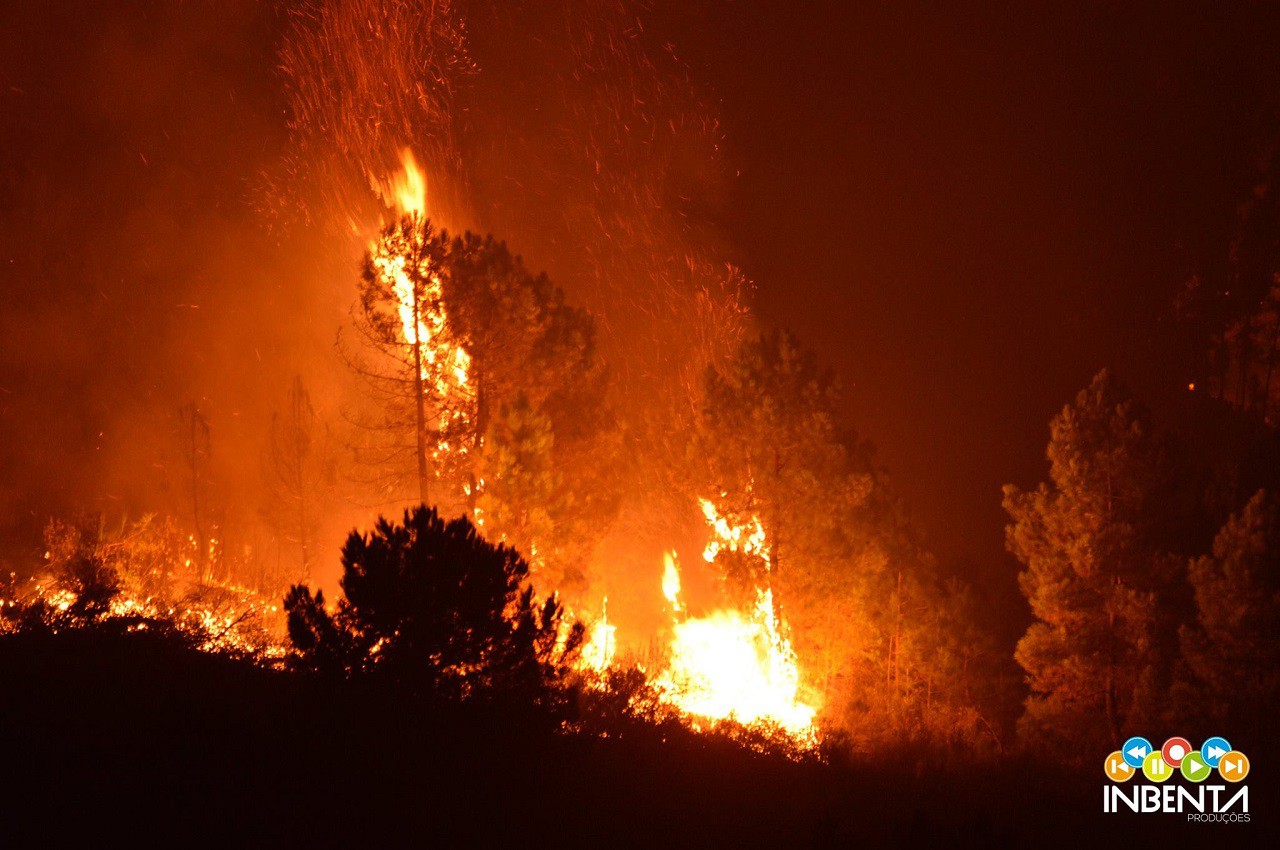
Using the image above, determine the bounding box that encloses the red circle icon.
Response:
[1162,736,1193,768]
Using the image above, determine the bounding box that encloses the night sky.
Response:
[660,0,1280,582]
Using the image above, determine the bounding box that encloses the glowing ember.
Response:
[1,544,286,659]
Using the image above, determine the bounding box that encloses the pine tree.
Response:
[444,233,620,593]
[283,506,583,704]
[342,214,454,506]
[1004,370,1176,758]
[1179,489,1280,740]
[692,330,1000,752]
[342,221,620,594]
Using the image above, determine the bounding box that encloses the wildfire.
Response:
[371,149,473,395]
[579,596,618,673]
[361,153,817,750]
[653,531,817,741]
[662,550,682,614]
[577,503,818,746]
[1,535,286,659]
[368,149,477,496]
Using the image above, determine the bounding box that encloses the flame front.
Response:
[653,530,817,740]
[579,596,617,673]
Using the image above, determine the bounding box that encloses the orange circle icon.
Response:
[1218,750,1250,782]
[1105,750,1136,782]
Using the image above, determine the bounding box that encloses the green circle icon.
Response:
[1142,750,1175,782]
[1180,750,1212,782]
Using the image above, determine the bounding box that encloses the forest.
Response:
[2,0,1278,845]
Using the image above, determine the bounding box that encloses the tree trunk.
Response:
[468,368,487,517]
[412,289,430,506]
[188,412,206,584]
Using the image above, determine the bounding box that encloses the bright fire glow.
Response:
[662,551,682,613]
[573,500,818,745]
[1,537,285,658]
[579,596,618,673]
[652,529,816,740]
[369,150,476,477]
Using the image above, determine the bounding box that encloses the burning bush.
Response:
[0,515,285,658]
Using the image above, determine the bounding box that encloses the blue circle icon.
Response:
[1200,737,1232,768]
[1121,736,1153,768]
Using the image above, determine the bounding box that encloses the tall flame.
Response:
[662,550,682,613]
[368,149,475,480]
[650,498,818,741]
[579,596,618,673]
[373,147,428,218]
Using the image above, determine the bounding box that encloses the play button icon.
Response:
[1200,736,1231,768]
[1181,752,1211,782]
[1121,736,1152,769]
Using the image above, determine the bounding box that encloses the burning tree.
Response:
[690,331,872,704]
[686,330,1001,751]
[345,209,460,506]
[344,157,620,594]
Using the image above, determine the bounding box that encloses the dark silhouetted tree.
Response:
[1178,489,1280,740]
[1005,370,1179,758]
[284,506,583,705]
[1178,157,1280,424]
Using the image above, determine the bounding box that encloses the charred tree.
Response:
[177,402,212,584]
[262,376,333,580]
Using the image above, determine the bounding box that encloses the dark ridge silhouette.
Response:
[4,624,1271,846]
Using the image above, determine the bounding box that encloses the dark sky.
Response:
[657,1,1280,588]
